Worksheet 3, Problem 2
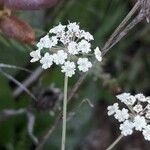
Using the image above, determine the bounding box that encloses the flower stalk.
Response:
[61,75,68,150]
[106,134,124,150]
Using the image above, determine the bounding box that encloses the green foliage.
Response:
[0,0,150,149]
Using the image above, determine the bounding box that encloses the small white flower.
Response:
[53,50,68,65]
[145,111,150,119]
[114,108,129,122]
[120,120,134,136]
[107,103,119,116]
[135,93,146,102]
[126,95,136,106]
[146,97,150,103]
[116,93,136,106]
[68,41,78,55]
[30,50,41,62]
[77,58,92,72]
[75,30,84,39]
[66,30,74,38]
[108,93,150,142]
[94,47,102,62]
[116,93,131,102]
[60,34,70,45]
[37,42,43,50]
[40,53,53,69]
[49,23,66,34]
[67,22,79,32]
[82,31,94,41]
[142,125,150,141]
[61,61,76,77]
[77,39,91,53]
[134,115,147,131]
[50,36,58,47]
[146,104,150,110]
[30,22,103,76]
[133,104,143,113]
[38,35,52,49]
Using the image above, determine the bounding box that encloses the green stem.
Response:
[61,75,68,150]
[106,134,124,150]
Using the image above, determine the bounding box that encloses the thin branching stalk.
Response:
[35,74,86,150]
[102,1,141,55]
[0,63,32,73]
[0,69,36,100]
[61,75,68,150]
[106,134,124,150]
[35,1,147,149]
[13,66,43,98]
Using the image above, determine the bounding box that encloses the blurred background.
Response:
[0,0,150,150]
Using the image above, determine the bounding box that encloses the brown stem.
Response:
[102,1,141,55]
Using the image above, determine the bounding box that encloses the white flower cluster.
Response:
[30,22,102,77]
[107,93,150,141]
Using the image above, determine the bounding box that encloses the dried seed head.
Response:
[0,16,35,43]
[4,0,58,10]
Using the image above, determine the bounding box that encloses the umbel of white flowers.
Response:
[107,93,150,141]
[30,22,102,77]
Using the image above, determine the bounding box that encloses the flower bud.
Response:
[4,0,58,10]
[0,16,35,43]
